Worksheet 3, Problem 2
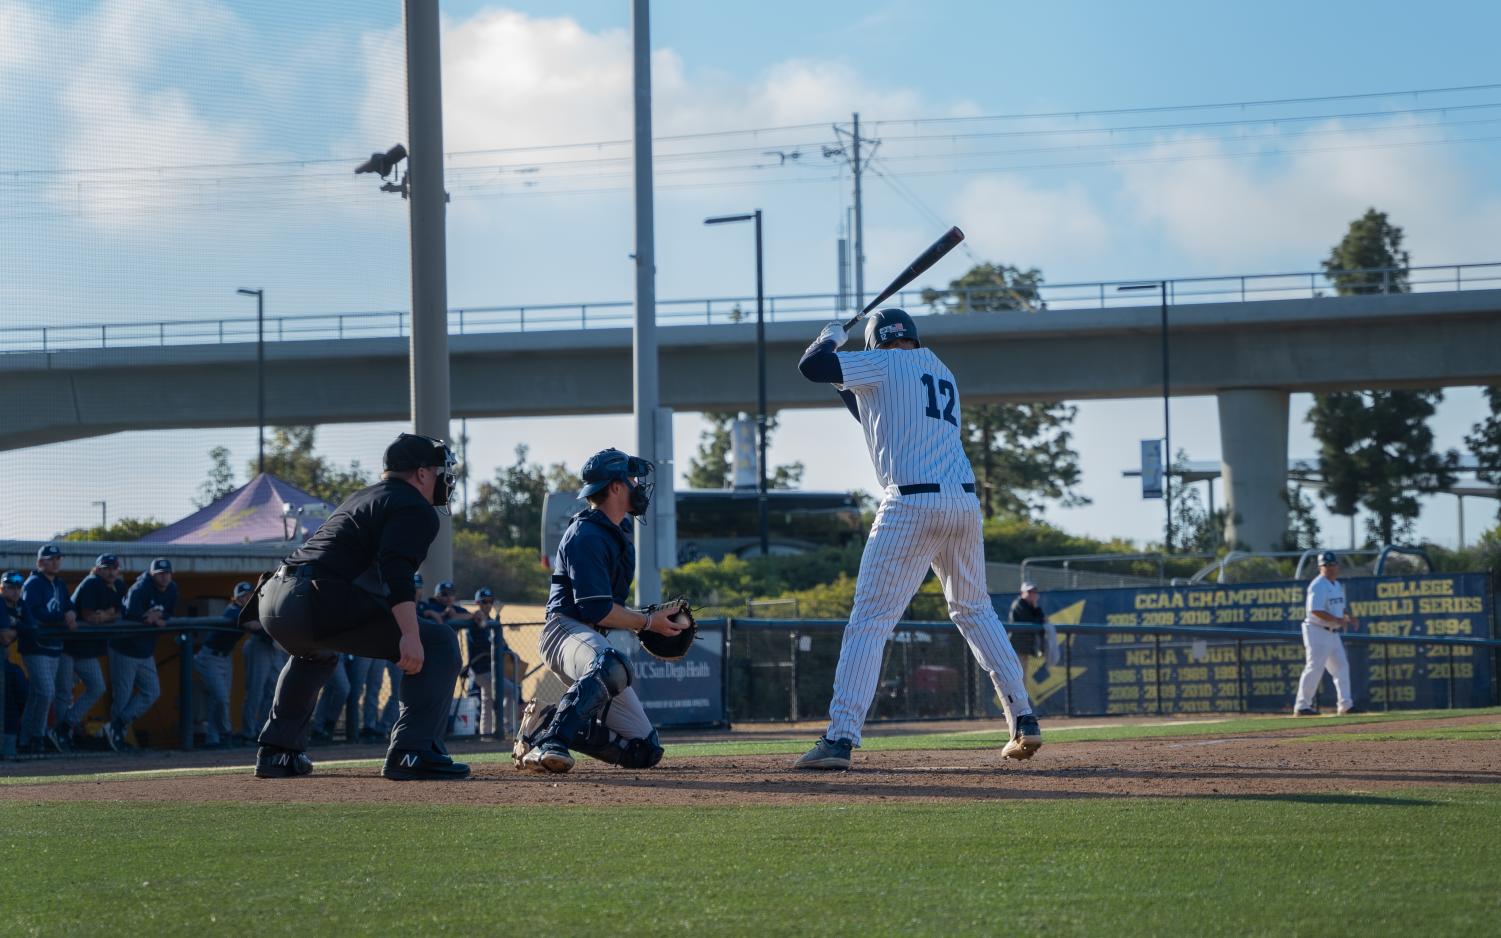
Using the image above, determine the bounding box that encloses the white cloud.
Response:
[1117,121,1501,267]
[363,8,925,155]
[948,175,1111,271]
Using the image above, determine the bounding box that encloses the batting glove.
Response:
[817,321,849,350]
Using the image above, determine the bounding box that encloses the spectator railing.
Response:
[3,261,1498,354]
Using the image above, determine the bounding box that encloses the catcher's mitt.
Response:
[636,597,698,660]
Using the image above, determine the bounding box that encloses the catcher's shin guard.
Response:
[540,648,631,746]
[568,723,664,769]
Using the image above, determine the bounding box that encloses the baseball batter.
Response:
[1295,550,1360,715]
[793,308,1041,769]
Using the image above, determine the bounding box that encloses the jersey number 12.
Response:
[920,373,958,426]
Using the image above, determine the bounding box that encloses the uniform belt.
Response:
[897,482,976,495]
[275,563,319,580]
[1313,621,1340,632]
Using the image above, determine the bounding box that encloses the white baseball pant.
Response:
[1295,622,1352,711]
[826,488,1032,745]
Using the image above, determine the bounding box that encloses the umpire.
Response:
[249,433,468,781]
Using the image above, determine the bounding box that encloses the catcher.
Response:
[516,448,694,774]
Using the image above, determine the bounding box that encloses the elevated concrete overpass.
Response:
[6,287,1500,550]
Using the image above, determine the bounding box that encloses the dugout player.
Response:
[793,310,1041,769]
[515,448,686,774]
[249,432,468,781]
[1294,550,1360,716]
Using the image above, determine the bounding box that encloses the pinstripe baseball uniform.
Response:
[799,326,1035,746]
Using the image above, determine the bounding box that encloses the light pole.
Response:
[236,288,265,475]
[91,500,106,531]
[1119,280,1171,551]
[705,209,769,556]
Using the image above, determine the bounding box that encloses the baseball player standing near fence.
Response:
[1295,550,1361,716]
[247,433,467,781]
[793,309,1042,769]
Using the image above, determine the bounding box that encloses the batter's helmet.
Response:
[865,307,921,350]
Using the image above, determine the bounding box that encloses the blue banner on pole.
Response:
[615,628,725,726]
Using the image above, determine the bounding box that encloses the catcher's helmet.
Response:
[865,307,921,350]
[579,448,654,499]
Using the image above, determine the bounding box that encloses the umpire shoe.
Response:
[521,740,575,774]
[1002,714,1043,760]
[382,747,472,781]
[254,745,314,779]
[794,736,853,770]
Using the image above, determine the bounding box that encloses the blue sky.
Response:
[2,0,1498,550]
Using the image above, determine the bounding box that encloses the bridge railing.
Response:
[5,261,1499,355]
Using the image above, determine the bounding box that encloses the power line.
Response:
[870,81,1501,128]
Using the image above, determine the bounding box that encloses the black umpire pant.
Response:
[255,567,460,754]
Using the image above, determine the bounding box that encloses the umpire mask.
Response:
[385,433,459,514]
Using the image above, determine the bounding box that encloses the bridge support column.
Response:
[1217,388,1289,551]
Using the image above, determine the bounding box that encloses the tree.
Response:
[459,444,574,550]
[1310,211,1457,544]
[1169,450,1224,552]
[922,261,1088,519]
[196,446,237,507]
[59,518,167,542]
[1322,208,1410,294]
[451,529,551,602]
[921,262,1044,313]
[254,426,371,504]
[1467,387,1501,521]
[1308,390,1458,544]
[1281,485,1322,551]
[683,412,804,490]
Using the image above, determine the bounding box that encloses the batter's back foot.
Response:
[1002,714,1042,760]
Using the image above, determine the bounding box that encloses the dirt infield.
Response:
[3,716,1498,806]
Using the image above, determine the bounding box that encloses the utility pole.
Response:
[852,112,865,310]
[631,0,662,605]
[405,0,453,581]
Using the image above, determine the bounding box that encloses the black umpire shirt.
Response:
[286,479,439,609]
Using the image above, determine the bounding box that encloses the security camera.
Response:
[354,144,408,178]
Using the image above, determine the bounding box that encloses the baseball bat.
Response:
[842,225,965,330]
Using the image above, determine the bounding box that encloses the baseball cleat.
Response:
[254,745,314,779]
[382,747,472,781]
[794,736,853,770]
[1337,705,1364,715]
[522,740,575,774]
[1294,708,1319,716]
[44,725,71,754]
[1002,714,1043,760]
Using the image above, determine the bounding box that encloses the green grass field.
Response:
[2,709,1498,935]
[2,791,1498,935]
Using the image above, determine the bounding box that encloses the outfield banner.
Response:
[611,628,726,727]
[992,573,1493,717]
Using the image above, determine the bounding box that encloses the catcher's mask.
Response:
[579,448,655,517]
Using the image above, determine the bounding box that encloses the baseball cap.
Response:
[579,448,653,498]
[413,572,424,587]
[233,581,254,597]
[1,570,23,588]
[436,580,455,594]
[1020,581,1038,593]
[1317,551,1340,567]
[95,554,119,569]
[474,587,494,602]
[36,544,62,561]
[149,558,173,575]
[384,432,453,472]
